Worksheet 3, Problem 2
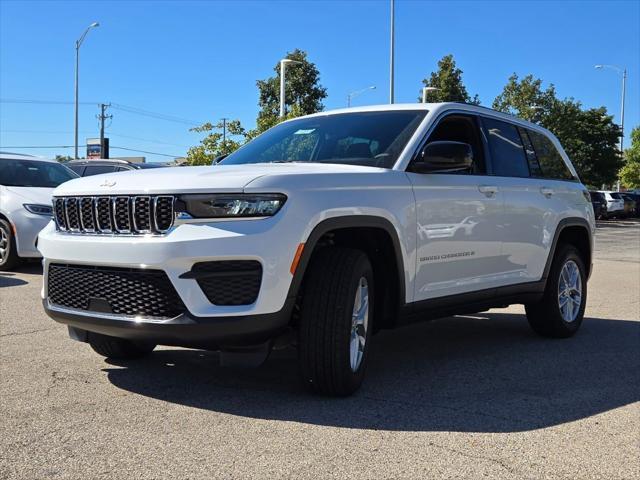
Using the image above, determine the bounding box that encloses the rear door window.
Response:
[83,165,116,176]
[482,117,529,177]
[518,127,542,177]
[527,130,575,181]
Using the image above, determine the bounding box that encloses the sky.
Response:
[1,0,638,163]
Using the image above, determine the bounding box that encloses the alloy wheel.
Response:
[350,276,369,372]
[558,260,582,322]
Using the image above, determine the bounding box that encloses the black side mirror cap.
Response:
[410,141,473,173]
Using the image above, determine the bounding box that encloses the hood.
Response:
[52,163,386,196]
[5,186,55,204]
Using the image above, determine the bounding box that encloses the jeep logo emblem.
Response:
[99,179,116,187]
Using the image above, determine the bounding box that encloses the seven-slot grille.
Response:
[53,195,174,234]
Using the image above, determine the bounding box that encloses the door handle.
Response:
[478,185,498,197]
[540,187,555,198]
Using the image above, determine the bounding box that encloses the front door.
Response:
[408,113,506,301]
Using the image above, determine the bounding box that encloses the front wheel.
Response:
[298,247,374,396]
[525,244,587,338]
[0,219,21,271]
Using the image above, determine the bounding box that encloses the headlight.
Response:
[176,194,286,219]
[23,204,53,216]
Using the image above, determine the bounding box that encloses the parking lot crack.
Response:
[0,327,57,338]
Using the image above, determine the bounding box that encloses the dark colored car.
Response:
[66,159,167,177]
[589,191,607,219]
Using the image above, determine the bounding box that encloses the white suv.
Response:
[39,103,595,396]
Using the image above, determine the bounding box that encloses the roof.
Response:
[0,152,56,162]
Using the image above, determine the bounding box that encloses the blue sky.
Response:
[1,0,638,162]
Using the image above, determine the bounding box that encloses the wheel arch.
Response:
[288,216,407,330]
[544,217,593,281]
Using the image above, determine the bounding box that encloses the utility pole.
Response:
[97,103,112,158]
[389,0,395,104]
[221,117,228,143]
[74,22,100,159]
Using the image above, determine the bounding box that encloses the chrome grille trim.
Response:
[53,195,175,235]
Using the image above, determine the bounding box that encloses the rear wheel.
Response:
[525,244,587,338]
[88,332,156,359]
[0,219,21,271]
[298,247,374,396]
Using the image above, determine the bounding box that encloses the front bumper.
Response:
[13,213,51,258]
[44,299,293,349]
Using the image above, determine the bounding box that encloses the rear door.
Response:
[408,112,506,300]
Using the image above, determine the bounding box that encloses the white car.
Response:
[39,103,595,396]
[0,153,77,270]
[599,191,625,217]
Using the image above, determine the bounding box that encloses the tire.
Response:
[88,332,156,359]
[0,219,21,271]
[525,244,587,338]
[298,247,374,396]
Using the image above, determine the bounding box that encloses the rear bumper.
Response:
[44,299,293,349]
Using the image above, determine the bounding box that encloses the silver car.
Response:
[0,153,77,270]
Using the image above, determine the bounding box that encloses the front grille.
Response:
[191,260,262,306]
[48,264,185,319]
[53,195,174,235]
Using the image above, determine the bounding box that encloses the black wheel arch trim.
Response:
[287,215,407,306]
[542,217,593,280]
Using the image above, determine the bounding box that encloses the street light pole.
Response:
[594,64,627,153]
[347,86,376,107]
[74,22,99,159]
[279,58,302,118]
[389,0,395,104]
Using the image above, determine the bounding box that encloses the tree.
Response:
[185,119,246,166]
[251,49,327,137]
[493,74,622,188]
[620,127,640,189]
[419,54,480,104]
[55,155,73,163]
[492,74,557,122]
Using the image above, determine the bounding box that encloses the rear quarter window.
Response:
[527,130,575,181]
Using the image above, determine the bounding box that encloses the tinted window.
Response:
[222,111,427,169]
[527,130,574,180]
[0,159,77,187]
[83,165,116,176]
[483,117,529,177]
[67,164,85,175]
[423,114,486,174]
[518,127,542,176]
[609,192,623,200]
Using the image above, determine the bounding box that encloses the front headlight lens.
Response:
[23,204,53,216]
[176,194,286,218]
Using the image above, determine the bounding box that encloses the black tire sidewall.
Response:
[546,245,587,335]
[0,219,19,270]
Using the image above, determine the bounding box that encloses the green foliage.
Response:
[186,119,246,166]
[419,54,480,104]
[251,49,327,137]
[55,155,73,163]
[620,127,640,189]
[493,74,622,187]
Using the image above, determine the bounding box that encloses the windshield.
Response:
[0,159,78,188]
[221,110,427,169]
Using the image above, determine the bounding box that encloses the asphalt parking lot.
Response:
[1,220,639,479]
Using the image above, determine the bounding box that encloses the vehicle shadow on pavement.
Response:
[1,262,43,276]
[0,273,28,287]
[103,313,640,433]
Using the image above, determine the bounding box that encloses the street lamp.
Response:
[279,58,302,118]
[347,86,376,107]
[389,0,395,104]
[594,64,627,153]
[74,21,100,159]
[422,86,440,103]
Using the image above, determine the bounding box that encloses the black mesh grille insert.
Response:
[96,197,112,231]
[54,198,67,230]
[191,260,262,306]
[65,198,80,229]
[80,197,95,231]
[155,196,174,231]
[133,196,151,231]
[113,197,131,231]
[48,264,186,319]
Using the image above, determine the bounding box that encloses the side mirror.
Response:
[410,141,473,173]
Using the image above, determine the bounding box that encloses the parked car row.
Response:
[589,190,639,219]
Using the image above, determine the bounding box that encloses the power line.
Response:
[0,145,180,158]
[109,146,180,158]
[1,129,190,148]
